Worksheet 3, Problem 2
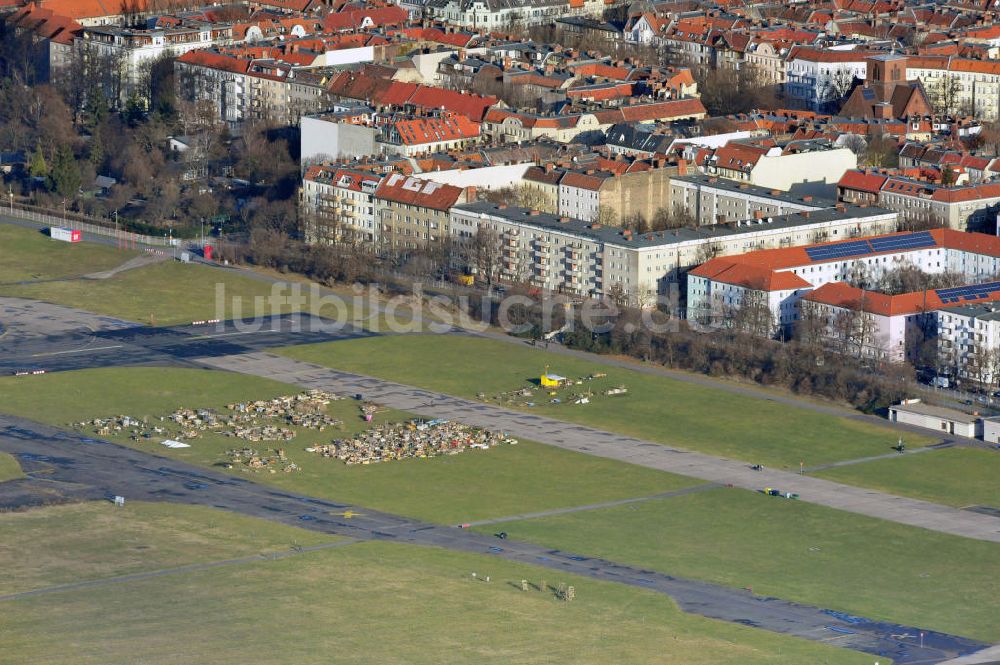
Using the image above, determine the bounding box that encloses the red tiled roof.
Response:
[374,173,464,211]
[393,113,479,145]
[711,263,812,291]
[322,5,406,31]
[803,281,953,316]
[838,169,888,193]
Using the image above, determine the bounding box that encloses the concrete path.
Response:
[83,253,167,280]
[196,351,1000,543]
[939,644,1000,664]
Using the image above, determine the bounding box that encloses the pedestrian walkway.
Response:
[197,351,1000,543]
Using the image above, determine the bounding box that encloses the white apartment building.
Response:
[425,0,600,29]
[452,202,897,306]
[784,47,871,110]
[80,23,233,103]
[907,56,1000,121]
[688,228,1000,361]
[301,166,382,243]
[670,175,830,226]
[937,302,1000,384]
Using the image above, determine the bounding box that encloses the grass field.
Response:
[0,521,872,665]
[0,225,135,283]
[0,502,332,596]
[0,367,696,524]
[280,335,932,469]
[815,447,1000,508]
[476,488,1000,642]
[0,452,23,483]
[1,260,316,326]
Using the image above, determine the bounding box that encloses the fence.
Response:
[3,202,176,247]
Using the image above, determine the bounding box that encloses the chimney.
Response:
[677,158,687,175]
[465,185,477,200]
[801,211,811,218]
[498,203,507,209]
[529,209,540,215]
[835,202,846,212]
[803,195,813,202]
[753,209,764,219]
[771,189,781,196]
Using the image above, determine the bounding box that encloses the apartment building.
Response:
[301,166,382,243]
[839,169,1000,231]
[699,140,857,194]
[375,173,467,251]
[670,174,831,226]
[80,22,233,103]
[689,228,1000,360]
[906,56,1000,121]
[175,49,334,127]
[451,201,896,305]
[784,47,872,111]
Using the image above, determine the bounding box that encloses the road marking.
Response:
[188,329,284,340]
[31,344,123,357]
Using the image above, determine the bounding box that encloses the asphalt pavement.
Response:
[0,413,989,665]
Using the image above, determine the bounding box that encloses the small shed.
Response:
[980,416,1000,444]
[540,372,567,388]
[888,399,978,438]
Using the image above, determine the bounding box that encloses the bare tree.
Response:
[728,289,774,338]
[818,68,857,111]
[794,299,827,350]
[596,204,618,227]
[470,226,502,287]
[927,75,964,116]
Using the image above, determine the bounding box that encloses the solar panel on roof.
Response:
[936,280,1000,302]
[868,231,936,252]
[805,240,872,262]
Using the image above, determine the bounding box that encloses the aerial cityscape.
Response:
[1,0,999,662]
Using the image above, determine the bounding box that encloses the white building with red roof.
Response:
[688,227,1000,361]
[302,166,383,243]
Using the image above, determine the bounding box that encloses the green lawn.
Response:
[0,502,332,596]
[0,261,318,326]
[476,488,1000,642]
[0,536,872,665]
[0,224,135,283]
[280,335,932,469]
[0,367,695,524]
[815,447,1000,508]
[0,452,23,483]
